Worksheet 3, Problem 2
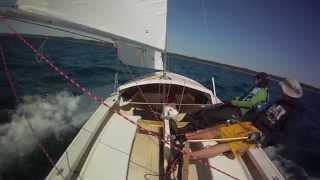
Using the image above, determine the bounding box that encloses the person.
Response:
[252,78,304,146]
[172,72,270,133]
[231,72,270,115]
[184,78,304,160]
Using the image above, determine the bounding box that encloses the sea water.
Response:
[0,36,319,180]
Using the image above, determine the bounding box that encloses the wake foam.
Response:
[0,91,91,169]
[264,146,319,180]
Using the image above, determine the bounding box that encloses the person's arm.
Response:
[231,89,267,109]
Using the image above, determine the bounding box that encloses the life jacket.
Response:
[241,87,261,100]
[254,88,269,112]
[241,87,269,114]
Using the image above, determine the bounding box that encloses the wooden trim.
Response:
[182,143,190,180]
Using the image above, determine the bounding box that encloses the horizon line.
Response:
[167,51,320,93]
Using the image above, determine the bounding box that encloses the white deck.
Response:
[78,113,140,179]
[46,95,118,180]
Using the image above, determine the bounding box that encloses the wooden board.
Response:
[127,125,160,180]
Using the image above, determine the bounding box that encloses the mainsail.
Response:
[0,0,167,70]
[117,42,164,70]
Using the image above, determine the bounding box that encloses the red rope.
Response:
[0,16,240,180]
[166,156,180,179]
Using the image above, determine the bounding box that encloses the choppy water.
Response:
[0,36,320,180]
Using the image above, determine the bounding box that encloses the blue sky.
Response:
[167,0,320,87]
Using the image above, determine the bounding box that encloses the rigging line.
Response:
[0,44,23,173]
[1,18,240,180]
[0,44,67,180]
[117,46,161,119]
[121,62,161,119]
[166,155,180,178]
[0,44,18,99]
[158,83,161,103]
[139,47,146,68]
[165,83,172,104]
[114,61,159,150]
[178,84,186,113]
[34,37,47,63]
[162,0,170,74]
[24,119,66,179]
[162,82,165,104]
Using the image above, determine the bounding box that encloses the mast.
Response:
[162,0,169,77]
[162,52,168,77]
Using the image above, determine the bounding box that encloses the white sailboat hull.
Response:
[46,73,284,180]
[46,95,118,180]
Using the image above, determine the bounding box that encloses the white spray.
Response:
[0,91,92,169]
